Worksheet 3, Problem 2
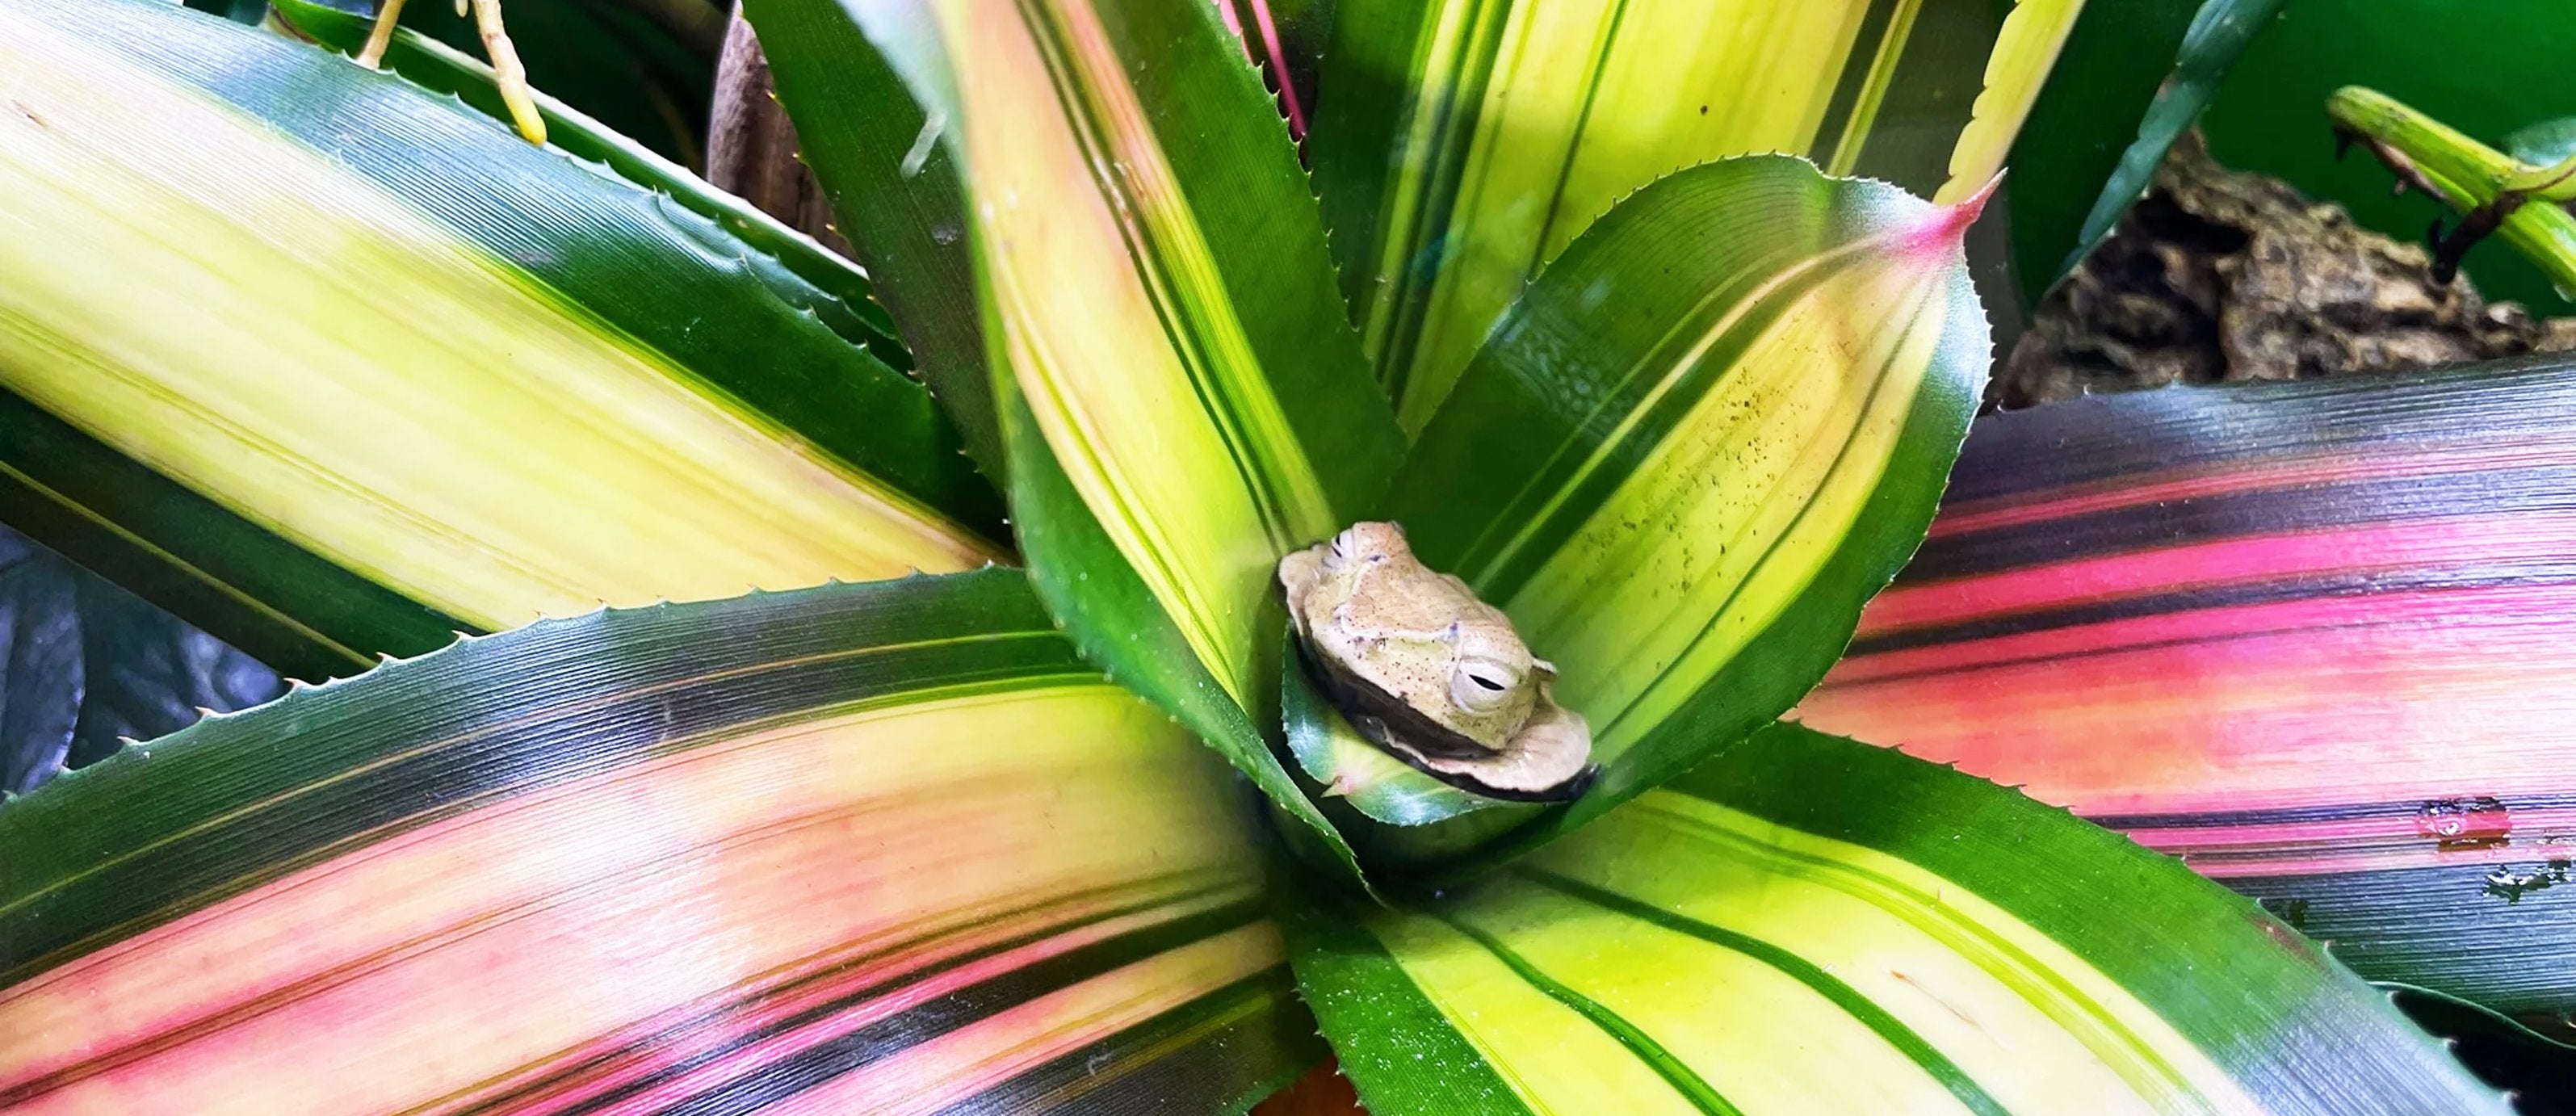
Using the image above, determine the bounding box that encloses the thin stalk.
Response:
[355,0,405,66]
[2504,152,2576,203]
[2329,85,2576,296]
[469,0,548,146]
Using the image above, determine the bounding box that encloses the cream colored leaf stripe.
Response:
[1939,0,2086,203]
[1357,792,2253,1114]
[0,0,1004,637]
[1336,0,1946,426]
[1305,727,2506,1114]
[1005,0,1335,546]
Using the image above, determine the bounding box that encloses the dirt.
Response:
[1994,131,2576,409]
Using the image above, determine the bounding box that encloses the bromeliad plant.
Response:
[0,0,2546,1111]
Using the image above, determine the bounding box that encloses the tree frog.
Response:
[1278,522,1594,800]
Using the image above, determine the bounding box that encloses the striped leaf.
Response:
[814,0,1407,871]
[267,0,912,371]
[1795,360,2576,1016]
[1939,0,2087,206]
[1308,0,2081,430]
[317,0,719,166]
[1286,722,2510,1115]
[1213,0,1335,138]
[0,569,1324,1114]
[0,0,1003,682]
[1372,156,1988,843]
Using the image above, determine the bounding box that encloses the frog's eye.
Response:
[1324,525,1362,567]
[1450,658,1521,713]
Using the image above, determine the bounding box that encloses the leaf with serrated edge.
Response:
[1799,358,2576,1017]
[0,570,1321,1114]
[269,0,911,367]
[1310,0,2027,430]
[0,0,1003,670]
[1375,155,1987,842]
[823,0,1404,876]
[1286,723,2512,1116]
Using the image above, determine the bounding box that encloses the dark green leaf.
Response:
[1215,0,1332,136]
[740,0,1005,482]
[271,0,910,367]
[2029,0,2286,295]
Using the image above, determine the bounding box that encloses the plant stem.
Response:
[355,0,405,66]
[2328,85,2576,296]
[468,0,547,146]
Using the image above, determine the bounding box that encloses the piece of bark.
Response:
[1997,131,2576,409]
[704,7,850,257]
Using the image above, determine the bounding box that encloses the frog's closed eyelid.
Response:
[1450,660,1521,713]
[1456,656,1521,687]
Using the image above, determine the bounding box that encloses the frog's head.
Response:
[1319,519,1411,572]
[1303,522,1542,738]
[1280,521,1595,801]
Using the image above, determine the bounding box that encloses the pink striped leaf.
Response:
[0,570,1322,1114]
[1797,359,2576,1016]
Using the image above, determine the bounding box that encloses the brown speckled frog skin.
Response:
[1278,522,1592,799]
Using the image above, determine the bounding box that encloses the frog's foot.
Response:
[1349,679,1595,803]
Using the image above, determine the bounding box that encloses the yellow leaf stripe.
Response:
[1369,790,2259,1114]
[1501,213,1976,761]
[939,0,1338,702]
[1370,0,1894,431]
[1939,0,2087,203]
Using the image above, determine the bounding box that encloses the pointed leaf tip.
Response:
[1905,171,1999,258]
